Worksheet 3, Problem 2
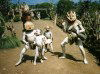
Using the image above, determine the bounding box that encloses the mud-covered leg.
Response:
[15,45,29,66]
[59,37,68,59]
[39,48,44,63]
[78,38,88,64]
[50,43,53,52]
[45,44,48,52]
[34,46,39,65]
[42,46,47,60]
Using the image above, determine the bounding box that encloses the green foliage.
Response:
[13,15,21,22]
[0,10,21,49]
[77,1,100,64]
[0,36,21,49]
[77,1,100,18]
[35,2,53,9]
[56,16,63,29]
[81,11,100,58]
[77,2,100,65]
[0,0,11,16]
[57,0,74,16]
[35,2,55,19]
[10,3,18,9]
[0,12,5,38]
[29,5,35,9]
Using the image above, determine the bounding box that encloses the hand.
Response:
[25,42,29,45]
[77,31,80,34]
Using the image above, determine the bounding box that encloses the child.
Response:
[44,26,53,52]
[33,29,47,65]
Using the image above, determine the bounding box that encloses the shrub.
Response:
[80,11,100,65]
[13,15,21,22]
[0,12,5,38]
[0,36,21,49]
[56,17,63,29]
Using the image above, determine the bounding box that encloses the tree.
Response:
[35,2,55,19]
[0,12,5,38]
[0,0,11,16]
[35,2,53,9]
[57,0,74,16]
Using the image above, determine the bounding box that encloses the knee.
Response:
[61,41,66,47]
[42,48,45,51]
[35,50,39,56]
[35,52,39,56]
[50,43,53,46]
[79,45,85,51]
[61,42,65,47]
[78,43,84,48]
[61,37,68,47]
[25,45,29,49]
[21,48,26,54]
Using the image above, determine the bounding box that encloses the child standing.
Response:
[44,26,53,52]
[33,29,47,65]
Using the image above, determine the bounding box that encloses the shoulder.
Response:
[32,30,36,33]
[41,35,45,38]
[23,32,26,34]
[49,31,52,34]
[62,22,66,24]
[23,32,26,36]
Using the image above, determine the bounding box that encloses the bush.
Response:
[13,15,21,22]
[57,0,75,16]
[56,17,63,29]
[0,36,21,49]
[0,12,5,38]
[80,11,100,65]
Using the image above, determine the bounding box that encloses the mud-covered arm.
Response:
[77,22,85,34]
[50,32,53,40]
[68,25,73,31]
[67,25,74,33]
[22,32,28,45]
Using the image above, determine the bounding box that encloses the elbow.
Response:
[83,28,85,32]
[79,29,85,33]
[81,28,85,33]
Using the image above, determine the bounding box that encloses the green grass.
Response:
[0,36,21,49]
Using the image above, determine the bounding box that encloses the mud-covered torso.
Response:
[34,35,46,47]
[66,20,82,33]
[24,30,36,42]
[44,31,52,39]
[66,20,86,42]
